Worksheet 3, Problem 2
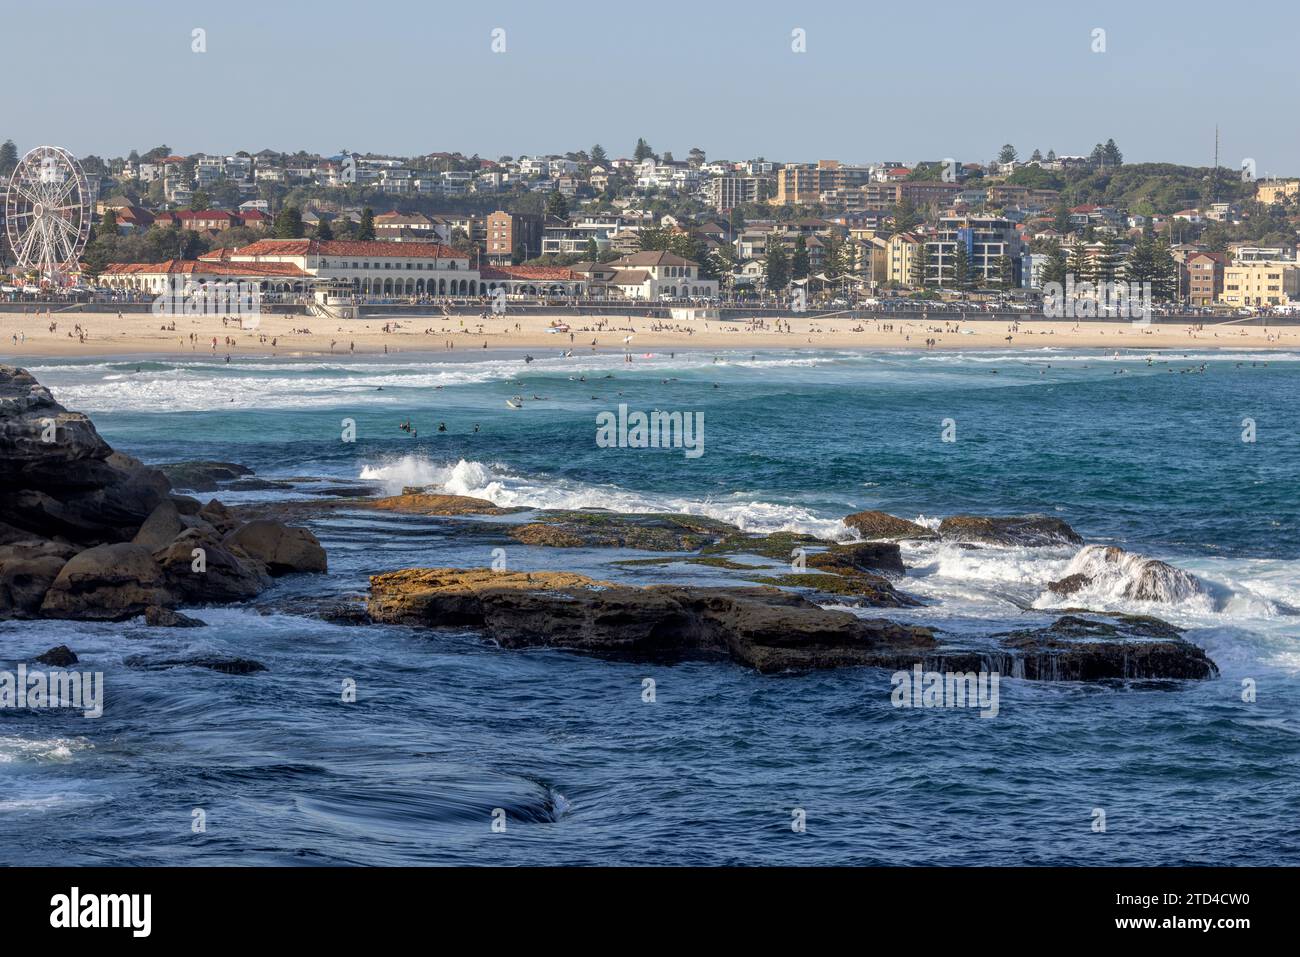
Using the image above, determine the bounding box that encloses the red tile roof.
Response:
[230,238,463,259]
[479,265,577,281]
[102,259,307,277]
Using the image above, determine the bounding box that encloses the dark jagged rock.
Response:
[746,571,919,608]
[993,614,1216,680]
[0,366,327,621]
[34,644,78,667]
[842,510,936,541]
[1047,573,1090,596]
[156,460,254,492]
[143,606,207,628]
[808,541,906,577]
[938,514,1083,547]
[126,656,266,675]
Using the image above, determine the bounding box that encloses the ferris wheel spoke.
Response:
[10,180,43,206]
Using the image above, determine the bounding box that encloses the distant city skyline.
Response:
[7,0,1299,174]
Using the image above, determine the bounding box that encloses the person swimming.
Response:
[438,422,447,432]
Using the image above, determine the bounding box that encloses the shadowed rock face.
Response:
[938,514,1084,547]
[0,365,327,622]
[366,568,1217,680]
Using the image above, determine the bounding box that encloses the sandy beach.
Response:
[2,308,1295,359]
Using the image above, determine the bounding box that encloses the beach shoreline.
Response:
[3,309,1296,360]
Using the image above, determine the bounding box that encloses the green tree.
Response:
[1052,202,1073,234]
[189,189,210,211]
[949,242,972,290]
[998,144,1018,165]
[1102,139,1123,168]
[0,140,18,175]
[633,138,654,162]
[765,235,790,293]
[94,209,119,242]
[1067,242,1091,284]
[910,239,930,288]
[590,144,608,165]
[315,216,334,240]
[545,190,568,219]
[275,205,305,239]
[791,234,810,280]
[1091,233,1123,284]
[993,253,1016,290]
[583,237,599,261]
[1040,242,1069,290]
[891,198,921,233]
[358,207,376,240]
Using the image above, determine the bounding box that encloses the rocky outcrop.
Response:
[143,606,207,628]
[808,541,906,577]
[223,520,327,575]
[509,511,736,552]
[367,568,1216,681]
[1046,545,1203,604]
[34,645,78,667]
[156,461,253,493]
[39,543,171,621]
[938,514,1083,547]
[125,656,266,675]
[843,510,936,541]
[0,540,78,618]
[367,567,936,674]
[364,491,521,516]
[0,365,328,622]
[993,614,1217,680]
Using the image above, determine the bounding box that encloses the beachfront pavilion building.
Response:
[99,259,310,294]
[478,265,586,297]
[600,251,719,299]
[204,238,483,296]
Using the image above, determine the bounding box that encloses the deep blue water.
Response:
[3,347,1299,865]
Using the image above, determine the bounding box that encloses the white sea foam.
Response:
[0,735,93,764]
[358,455,850,538]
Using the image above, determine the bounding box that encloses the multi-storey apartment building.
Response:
[775,160,872,205]
[925,216,1021,286]
[486,210,543,264]
[1221,261,1300,308]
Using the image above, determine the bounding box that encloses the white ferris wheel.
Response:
[4,145,93,284]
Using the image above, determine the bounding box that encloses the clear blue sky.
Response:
[7,0,1297,173]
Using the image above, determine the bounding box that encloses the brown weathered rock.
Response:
[223,520,327,575]
[367,567,935,673]
[39,543,171,620]
[363,492,520,516]
[938,514,1083,547]
[0,540,79,617]
[843,510,936,541]
[132,499,203,551]
[154,528,269,603]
